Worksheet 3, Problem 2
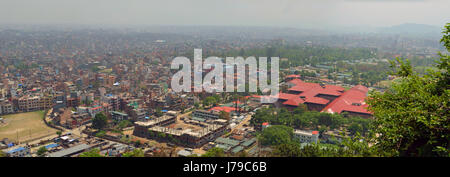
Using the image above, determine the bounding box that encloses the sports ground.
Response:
[0,111,57,143]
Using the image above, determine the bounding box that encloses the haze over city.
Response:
[0,0,449,30]
[0,0,448,171]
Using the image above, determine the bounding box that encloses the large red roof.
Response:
[282,80,344,105]
[277,92,300,100]
[288,82,321,92]
[321,85,372,115]
[304,96,329,105]
[209,106,237,113]
[286,74,301,78]
[282,97,305,106]
[288,79,304,86]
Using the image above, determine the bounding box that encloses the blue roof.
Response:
[7,143,14,147]
[45,143,59,149]
[7,147,26,154]
[162,110,168,112]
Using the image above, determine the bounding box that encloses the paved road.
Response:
[232,113,253,132]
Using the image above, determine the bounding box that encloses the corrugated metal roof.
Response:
[241,138,256,147]
[231,146,244,153]
[215,137,240,147]
[48,144,91,157]
[7,147,26,154]
[45,143,59,149]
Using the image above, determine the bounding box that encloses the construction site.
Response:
[133,115,228,148]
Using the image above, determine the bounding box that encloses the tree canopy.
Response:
[367,23,450,157]
[92,112,108,130]
[79,148,104,157]
[122,149,145,157]
[36,146,48,157]
[259,125,294,146]
[201,147,226,157]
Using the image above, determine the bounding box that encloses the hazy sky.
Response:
[0,0,448,28]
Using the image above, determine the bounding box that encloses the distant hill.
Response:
[378,23,442,37]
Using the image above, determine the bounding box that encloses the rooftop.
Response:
[48,144,91,157]
[321,85,372,115]
[215,137,240,147]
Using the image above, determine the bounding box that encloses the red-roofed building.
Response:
[209,106,237,113]
[232,100,242,104]
[286,74,301,78]
[321,85,372,118]
[262,122,270,130]
[285,74,301,82]
[282,97,305,107]
[286,78,304,87]
[273,78,372,115]
[276,79,345,111]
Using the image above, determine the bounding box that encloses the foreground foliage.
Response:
[367,23,450,157]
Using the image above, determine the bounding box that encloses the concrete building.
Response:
[18,96,40,112]
[192,110,220,120]
[293,129,319,144]
[0,99,14,115]
[133,115,227,148]
[110,111,129,121]
[17,95,53,112]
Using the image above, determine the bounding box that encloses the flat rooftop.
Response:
[149,122,224,138]
[293,129,318,136]
[48,144,91,157]
[134,115,174,127]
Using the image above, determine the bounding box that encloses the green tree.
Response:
[95,130,106,137]
[272,143,302,157]
[194,102,200,108]
[203,96,219,107]
[0,151,6,157]
[367,23,450,157]
[79,148,104,157]
[293,104,308,114]
[219,111,231,122]
[56,131,62,137]
[134,140,142,147]
[36,146,48,157]
[122,149,145,157]
[92,112,108,130]
[155,107,163,117]
[259,125,293,146]
[118,120,132,130]
[202,147,226,157]
[348,123,363,135]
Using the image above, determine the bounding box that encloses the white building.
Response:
[293,129,319,144]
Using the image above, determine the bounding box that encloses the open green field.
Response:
[0,111,57,143]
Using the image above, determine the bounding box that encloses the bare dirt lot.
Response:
[0,111,57,143]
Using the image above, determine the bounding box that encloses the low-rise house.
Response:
[3,146,31,157]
